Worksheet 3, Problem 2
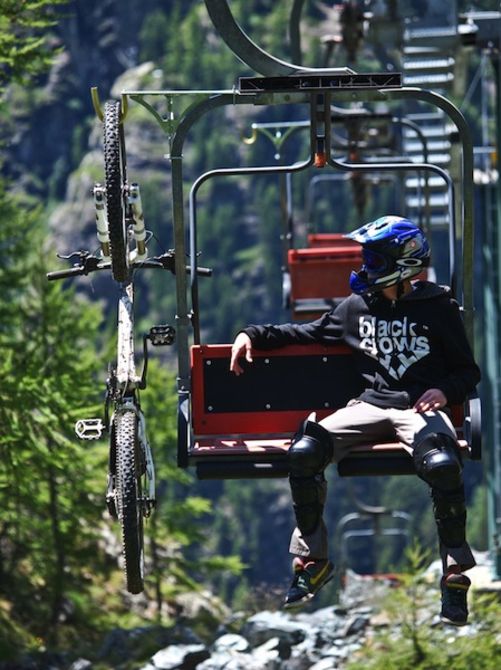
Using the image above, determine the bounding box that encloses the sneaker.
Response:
[283,558,334,609]
[440,573,471,625]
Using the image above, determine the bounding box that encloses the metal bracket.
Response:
[91,86,128,123]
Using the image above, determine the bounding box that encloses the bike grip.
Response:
[46,267,84,281]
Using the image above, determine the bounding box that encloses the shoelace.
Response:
[293,572,309,591]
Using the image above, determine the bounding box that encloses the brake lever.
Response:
[57,250,90,262]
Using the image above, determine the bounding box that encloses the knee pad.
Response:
[431,486,467,548]
[413,433,463,491]
[288,420,332,536]
[288,420,333,478]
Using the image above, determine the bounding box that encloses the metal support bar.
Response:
[188,157,313,342]
[383,87,475,346]
[327,153,456,292]
[204,0,353,76]
[289,0,307,65]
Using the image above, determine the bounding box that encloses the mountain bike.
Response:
[47,99,211,593]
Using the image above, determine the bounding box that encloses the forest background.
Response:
[0,0,496,663]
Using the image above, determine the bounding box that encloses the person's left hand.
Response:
[413,388,447,412]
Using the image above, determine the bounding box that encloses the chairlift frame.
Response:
[110,0,478,482]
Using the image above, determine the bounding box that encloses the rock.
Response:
[340,615,369,637]
[241,610,307,647]
[309,659,338,670]
[68,661,92,670]
[251,636,284,668]
[98,625,202,665]
[197,652,260,670]
[175,590,230,626]
[96,553,500,670]
[295,605,348,643]
[212,633,250,653]
[148,644,210,669]
[370,611,391,627]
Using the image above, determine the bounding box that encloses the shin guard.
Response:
[431,485,467,548]
[288,420,333,537]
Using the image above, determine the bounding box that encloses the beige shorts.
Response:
[319,399,457,463]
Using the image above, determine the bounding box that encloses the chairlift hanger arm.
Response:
[376,86,475,345]
[289,0,307,66]
[204,0,354,77]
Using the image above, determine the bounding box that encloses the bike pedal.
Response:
[148,324,175,346]
[75,418,105,440]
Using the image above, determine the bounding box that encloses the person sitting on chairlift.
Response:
[230,215,480,626]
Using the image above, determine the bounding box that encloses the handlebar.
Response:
[47,266,101,281]
[47,251,212,281]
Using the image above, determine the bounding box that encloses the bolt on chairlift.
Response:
[121,0,481,484]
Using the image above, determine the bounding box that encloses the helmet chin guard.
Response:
[346,216,430,295]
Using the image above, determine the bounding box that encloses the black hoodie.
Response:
[243,281,481,409]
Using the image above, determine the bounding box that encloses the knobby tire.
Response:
[114,409,144,594]
[104,100,128,282]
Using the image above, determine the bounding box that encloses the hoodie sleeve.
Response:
[242,300,347,349]
[435,299,481,404]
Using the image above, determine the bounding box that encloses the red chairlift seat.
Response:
[287,245,362,319]
[307,233,360,248]
[188,343,480,480]
[288,233,429,319]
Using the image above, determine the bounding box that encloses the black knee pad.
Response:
[413,433,463,491]
[431,486,467,548]
[288,420,332,536]
[288,420,333,478]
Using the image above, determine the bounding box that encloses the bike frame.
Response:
[112,280,155,510]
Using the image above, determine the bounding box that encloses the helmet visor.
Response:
[362,248,388,275]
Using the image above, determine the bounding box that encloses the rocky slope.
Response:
[5,551,499,670]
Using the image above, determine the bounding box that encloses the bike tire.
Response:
[114,409,144,594]
[103,100,128,282]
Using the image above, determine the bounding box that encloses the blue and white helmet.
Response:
[346,215,430,295]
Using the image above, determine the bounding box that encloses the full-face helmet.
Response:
[346,215,430,295]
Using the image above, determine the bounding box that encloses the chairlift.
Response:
[120,0,481,489]
[336,483,411,577]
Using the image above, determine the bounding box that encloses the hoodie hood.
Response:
[368,280,452,305]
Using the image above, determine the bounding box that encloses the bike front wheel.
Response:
[113,409,144,594]
[103,100,129,282]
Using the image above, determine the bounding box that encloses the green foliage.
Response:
[0,0,67,94]
[347,543,501,670]
[139,8,172,63]
[0,186,106,646]
[0,187,242,653]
